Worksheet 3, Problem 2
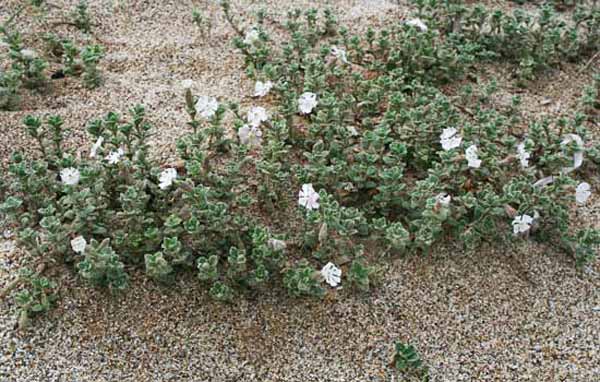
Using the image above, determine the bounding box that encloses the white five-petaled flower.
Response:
[465,144,482,168]
[90,136,104,158]
[60,167,80,186]
[512,214,533,235]
[159,168,177,190]
[575,182,591,205]
[440,128,462,151]
[435,193,451,206]
[20,49,37,60]
[331,46,348,63]
[195,96,219,120]
[298,92,318,115]
[298,183,320,210]
[254,80,273,97]
[244,28,260,45]
[238,124,262,147]
[561,134,584,173]
[181,79,194,90]
[247,106,269,128]
[320,262,342,287]
[406,18,428,32]
[105,148,124,164]
[517,142,531,168]
[70,236,87,254]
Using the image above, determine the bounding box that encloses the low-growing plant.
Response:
[393,341,429,381]
[0,68,22,110]
[14,268,58,330]
[411,0,599,84]
[71,0,92,33]
[0,1,104,109]
[0,2,598,324]
[81,44,103,88]
[192,8,212,37]
[77,238,129,291]
[223,1,599,260]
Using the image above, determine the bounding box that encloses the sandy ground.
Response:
[1,0,599,381]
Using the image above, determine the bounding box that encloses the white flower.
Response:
[465,144,482,168]
[298,183,320,210]
[181,79,194,89]
[435,193,451,206]
[440,128,462,151]
[517,142,531,168]
[254,80,273,97]
[238,124,262,147]
[321,262,342,287]
[512,214,533,235]
[105,148,124,164]
[331,46,348,63]
[20,49,37,60]
[561,134,584,173]
[60,167,80,186]
[298,92,318,115]
[70,236,87,254]
[406,18,428,32]
[195,96,218,120]
[244,28,260,45]
[268,238,287,251]
[575,182,591,205]
[159,168,177,190]
[247,106,268,128]
[89,136,104,158]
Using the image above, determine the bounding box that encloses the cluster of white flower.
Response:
[298,92,318,114]
[298,183,320,210]
[244,28,260,46]
[105,148,124,165]
[320,262,341,287]
[512,214,534,235]
[530,134,592,205]
[70,236,87,254]
[247,106,268,128]
[440,128,462,151]
[238,106,269,147]
[331,46,348,64]
[435,193,451,207]
[517,142,530,168]
[576,182,591,205]
[465,144,482,169]
[254,80,273,97]
[60,167,80,186]
[513,182,591,235]
[195,96,219,120]
[254,81,273,97]
[238,124,263,147]
[159,168,177,190]
[436,128,592,234]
